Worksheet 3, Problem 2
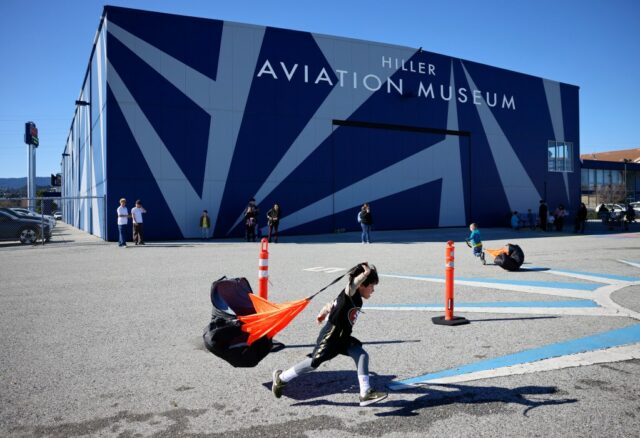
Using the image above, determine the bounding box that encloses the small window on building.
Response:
[547,141,573,172]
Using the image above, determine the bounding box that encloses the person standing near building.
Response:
[511,211,520,231]
[131,200,147,245]
[538,200,548,231]
[554,204,567,231]
[199,209,211,240]
[116,198,129,247]
[358,203,373,244]
[267,203,281,243]
[574,202,588,234]
[624,203,635,231]
[244,203,256,242]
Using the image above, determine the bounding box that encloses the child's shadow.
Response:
[263,369,362,401]
[264,371,576,417]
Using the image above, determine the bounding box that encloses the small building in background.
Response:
[581,148,640,208]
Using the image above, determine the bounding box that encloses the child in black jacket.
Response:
[272,262,387,406]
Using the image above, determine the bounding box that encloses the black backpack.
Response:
[202,277,272,367]
[494,244,524,271]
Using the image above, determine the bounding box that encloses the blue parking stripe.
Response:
[366,300,598,309]
[389,323,640,390]
[546,268,640,282]
[457,277,601,290]
[382,274,600,291]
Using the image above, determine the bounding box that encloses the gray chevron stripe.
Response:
[543,79,570,203]
[278,135,464,233]
[107,60,198,236]
[280,63,466,232]
[107,21,264,235]
[439,62,466,225]
[462,62,541,212]
[226,38,416,234]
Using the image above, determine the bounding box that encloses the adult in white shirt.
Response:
[116,198,129,247]
[131,199,147,245]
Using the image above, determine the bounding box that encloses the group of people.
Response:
[537,200,572,232]
[511,200,637,234]
[116,195,379,244]
[243,198,281,243]
[116,198,147,247]
[199,200,282,242]
[597,203,636,230]
[244,200,374,244]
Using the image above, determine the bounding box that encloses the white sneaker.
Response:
[359,388,387,406]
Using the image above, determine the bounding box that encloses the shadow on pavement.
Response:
[468,316,559,323]
[276,339,422,351]
[375,381,577,418]
[274,370,576,416]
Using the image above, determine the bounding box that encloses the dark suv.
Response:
[0,208,52,244]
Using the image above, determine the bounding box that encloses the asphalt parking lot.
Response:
[1,222,639,437]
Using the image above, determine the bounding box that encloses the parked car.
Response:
[595,203,625,215]
[0,208,51,244]
[53,211,63,220]
[9,207,56,228]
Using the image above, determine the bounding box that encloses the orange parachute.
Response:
[485,244,525,271]
[485,247,509,258]
[203,274,346,367]
[237,295,312,345]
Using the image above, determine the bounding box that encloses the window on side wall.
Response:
[548,141,573,172]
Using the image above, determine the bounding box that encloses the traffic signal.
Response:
[24,121,39,147]
[50,173,62,187]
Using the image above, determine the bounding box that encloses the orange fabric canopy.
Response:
[485,247,508,258]
[237,294,311,345]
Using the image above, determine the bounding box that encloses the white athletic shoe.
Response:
[359,388,387,406]
[272,369,286,398]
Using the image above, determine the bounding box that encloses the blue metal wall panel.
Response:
[98,6,579,240]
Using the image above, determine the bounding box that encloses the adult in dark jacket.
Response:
[624,204,636,231]
[574,203,588,234]
[358,203,373,244]
[266,203,281,243]
[538,200,548,231]
[244,204,256,242]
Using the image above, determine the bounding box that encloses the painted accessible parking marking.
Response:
[389,323,640,390]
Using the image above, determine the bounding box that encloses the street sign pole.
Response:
[28,143,36,211]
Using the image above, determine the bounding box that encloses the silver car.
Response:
[0,208,51,244]
[9,207,56,228]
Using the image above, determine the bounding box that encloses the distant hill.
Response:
[0,177,51,190]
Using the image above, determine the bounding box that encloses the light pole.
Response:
[623,158,631,203]
[24,122,39,211]
[62,153,70,220]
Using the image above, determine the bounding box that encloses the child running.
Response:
[467,223,486,264]
[272,262,388,406]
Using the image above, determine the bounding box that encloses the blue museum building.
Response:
[61,6,580,240]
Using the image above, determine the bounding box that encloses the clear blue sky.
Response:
[1,0,638,178]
